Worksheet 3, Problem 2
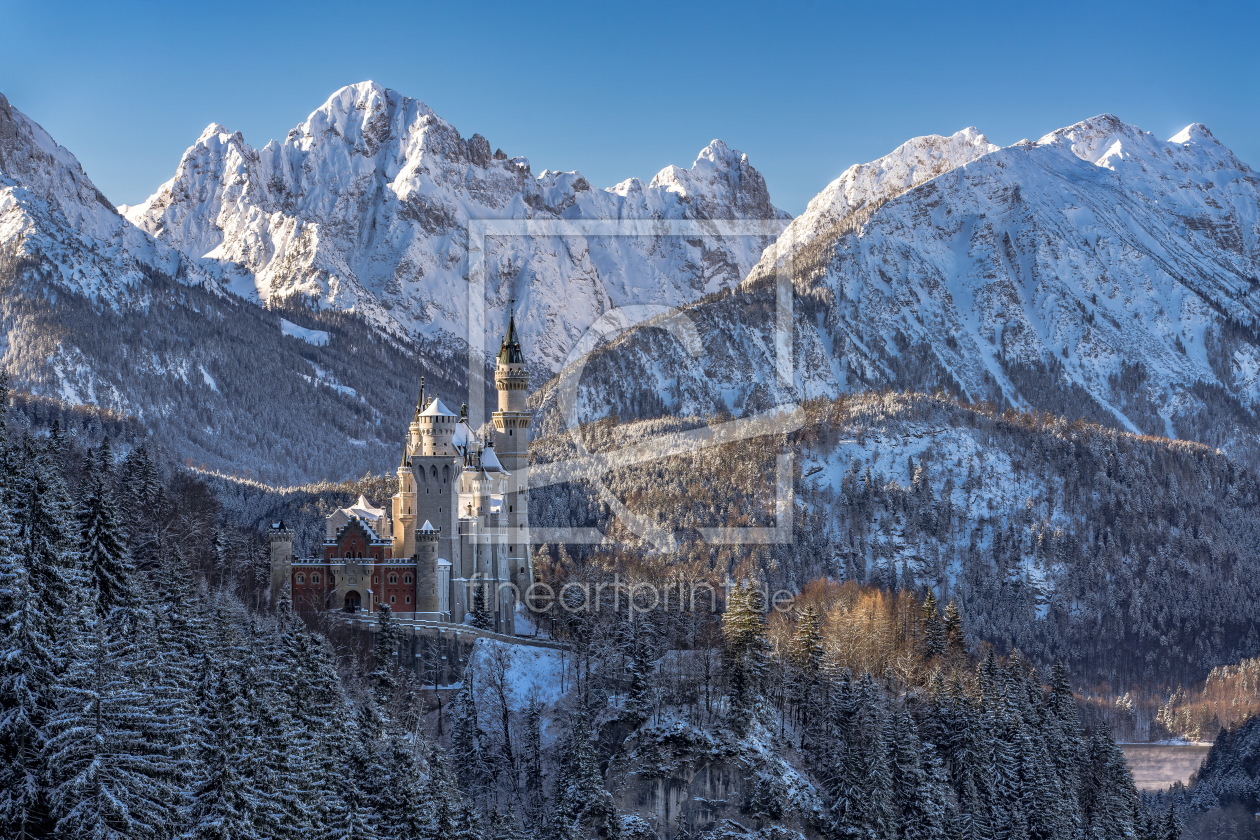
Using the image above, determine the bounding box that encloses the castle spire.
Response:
[498,300,523,365]
[414,376,426,419]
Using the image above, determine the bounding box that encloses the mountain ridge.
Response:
[553,113,1260,468]
[124,80,790,372]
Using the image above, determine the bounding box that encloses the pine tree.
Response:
[520,700,546,823]
[721,580,770,735]
[183,666,259,840]
[1082,727,1140,840]
[549,709,616,840]
[416,744,462,839]
[623,612,658,727]
[788,605,825,731]
[1160,802,1184,840]
[943,601,966,658]
[79,439,132,619]
[374,739,429,840]
[470,579,494,631]
[888,708,948,840]
[922,591,946,659]
[0,491,55,840]
[451,678,489,792]
[371,605,401,709]
[44,609,187,840]
[14,438,80,633]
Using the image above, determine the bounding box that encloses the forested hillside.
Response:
[532,392,1260,689]
[0,383,1164,839]
[1156,713,1260,840]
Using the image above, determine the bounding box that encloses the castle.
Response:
[268,310,534,635]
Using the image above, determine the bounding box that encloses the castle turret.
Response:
[417,397,459,456]
[492,304,534,598]
[268,522,294,609]
[414,520,441,614]
[392,447,417,559]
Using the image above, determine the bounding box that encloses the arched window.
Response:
[442,465,450,482]
[388,574,398,585]
[403,574,413,584]
[405,596,411,604]
[431,465,438,480]
[390,595,396,604]
[295,573,306,584]
[373,575,380,584]
[311,573,321,584]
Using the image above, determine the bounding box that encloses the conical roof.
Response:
[497,306,524,365]
[419,397,457,417]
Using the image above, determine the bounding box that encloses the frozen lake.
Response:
[1121,743,1212,791]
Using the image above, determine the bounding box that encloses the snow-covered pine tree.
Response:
[623,610,659,727]
[182,665,260,840]
[371,604,401,709]
[14,437,81,637]
[451,677,489,793]
[416,743,462,839]
[0,484,55,840]
[374,739,429,840]
[44,606,187,840]
[788,604,825,731]
[470,579,494,631]
[1081,726,1140,839]
[943,600,966,658]
[888,708,948,840]
[721,580,770,735]
[79,439,132,618]
[119,443,165,572]
[922,591,946,659]
[548,709,616,840]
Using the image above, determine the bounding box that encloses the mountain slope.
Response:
[533,392,1260,686]
[0,92,455,484]
[547,116,1260,466]
[0,91,203,303]
[125,81,789,372]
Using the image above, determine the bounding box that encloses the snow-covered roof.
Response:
[480,445,506,473]
[344,493,385,521]
[436,558,452,567]
[419,397,457,417]
[418,519,437,532]
[452,420,472,450]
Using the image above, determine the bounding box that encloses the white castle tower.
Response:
[492,304,534,596]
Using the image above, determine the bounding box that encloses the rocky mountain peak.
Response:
[648,139,785,220]
[756,126,998,274]
[125,84,789,371]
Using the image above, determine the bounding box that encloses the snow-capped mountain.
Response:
[553,115,1260,466]
[125,81,789,371]
[0,92,460,484]
[0,91,204,302]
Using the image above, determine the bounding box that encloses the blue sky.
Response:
[2,0,1256,215]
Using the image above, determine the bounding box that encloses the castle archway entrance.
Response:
[344,591,362,613]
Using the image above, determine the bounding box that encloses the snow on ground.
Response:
[280,318,331,346]
[464,638,568,709]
